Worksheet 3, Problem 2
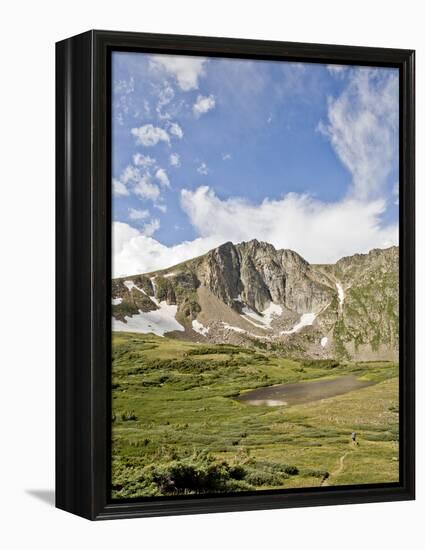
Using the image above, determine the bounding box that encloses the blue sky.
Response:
[112,52,399,277]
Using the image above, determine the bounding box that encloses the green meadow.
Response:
[111,332,399,498]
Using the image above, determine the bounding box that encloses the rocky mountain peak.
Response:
[112,242,399,362]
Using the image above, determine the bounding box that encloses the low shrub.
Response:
[302,468,329,478]
[121,410,137,421]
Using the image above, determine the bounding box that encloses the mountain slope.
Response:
[112,240,399,361]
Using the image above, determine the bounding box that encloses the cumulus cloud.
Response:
[168,121,183,139]
[169,152,181,167]
[133,153,156,167]
[141,218,161,238]
[318,68,398,201]
[113,185,398,276]
[193,94,216,117]
[222,153,231,161]
[112,178,129,197]
[156,82,174,119]
[128,208,149,221]
[115,164,162,203]
[114,158,170,213]
[149,54,207,91]
[120,165,140,184]
[131,124,170,147]
[113,221,220,277]
[197,162,208,175]
[155,168,170,187]
[133,174,161,201]
[180,186,397,264]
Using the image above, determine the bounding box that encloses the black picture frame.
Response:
[56,29,415,521]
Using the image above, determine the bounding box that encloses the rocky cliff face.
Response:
[198,240,334,314]
[112,240,399,361]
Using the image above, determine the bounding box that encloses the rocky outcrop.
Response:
[198,240,334,315]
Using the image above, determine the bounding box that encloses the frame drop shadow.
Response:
[26,489,55,507]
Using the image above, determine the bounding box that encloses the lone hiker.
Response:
[351,431,357,445]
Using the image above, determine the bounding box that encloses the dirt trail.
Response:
[321,449,353,487]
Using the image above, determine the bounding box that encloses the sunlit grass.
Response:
[111,332,399,498]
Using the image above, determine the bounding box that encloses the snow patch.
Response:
[242,302,283,328]
[124,280,136,291]
[192,319,209,336]
[336,282,344,306]
[112,301,184,337]
[241,307,268,329]
[281,312,317,335]
[222,323,247,334]
[163,272,176,278]
[112,297,123,305]
[262,302,283,324]
[150,277,159,305]
[321,336,328,347]
[124,280,147,295]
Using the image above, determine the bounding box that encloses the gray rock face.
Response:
[199,240,334,315]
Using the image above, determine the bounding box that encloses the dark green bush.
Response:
[146,453,248,494]
[302,468,329,478]
[284,465,299,475]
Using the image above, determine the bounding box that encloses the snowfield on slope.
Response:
[281,312,317,335]
[242,302,283,328]
[336,282,345,306]
[112,301,184,336]
[192,319,210,336]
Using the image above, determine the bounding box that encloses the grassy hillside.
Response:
[111,332,399,499]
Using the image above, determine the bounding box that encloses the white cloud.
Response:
[149,55,207,91]
[157,82,174,105]
[193,94,216,117]
[128,208,150,221]
[222,153,231,161]
[155,203,167,214]
[169,153,181,167]
[113,185,398,277]
[133,174,161,201]
[155,168,170,187]
[112,178,129,197]
[154,81,175,120]
[197,162,208,175]
[121,165,140,184]
[113,77,136,123]
[327,64,348,77]
[114,76,134,95]
[116,165,160,200]
[318,68,398,201]
[180,186,398,265]
[133,153,156,167]
[141,218,161,238]
[131,124,170,147]
[113,221,219,277]
[114,162,169,208]
[168,122,183,139]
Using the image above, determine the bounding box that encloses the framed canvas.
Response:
[56,30,415,520]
